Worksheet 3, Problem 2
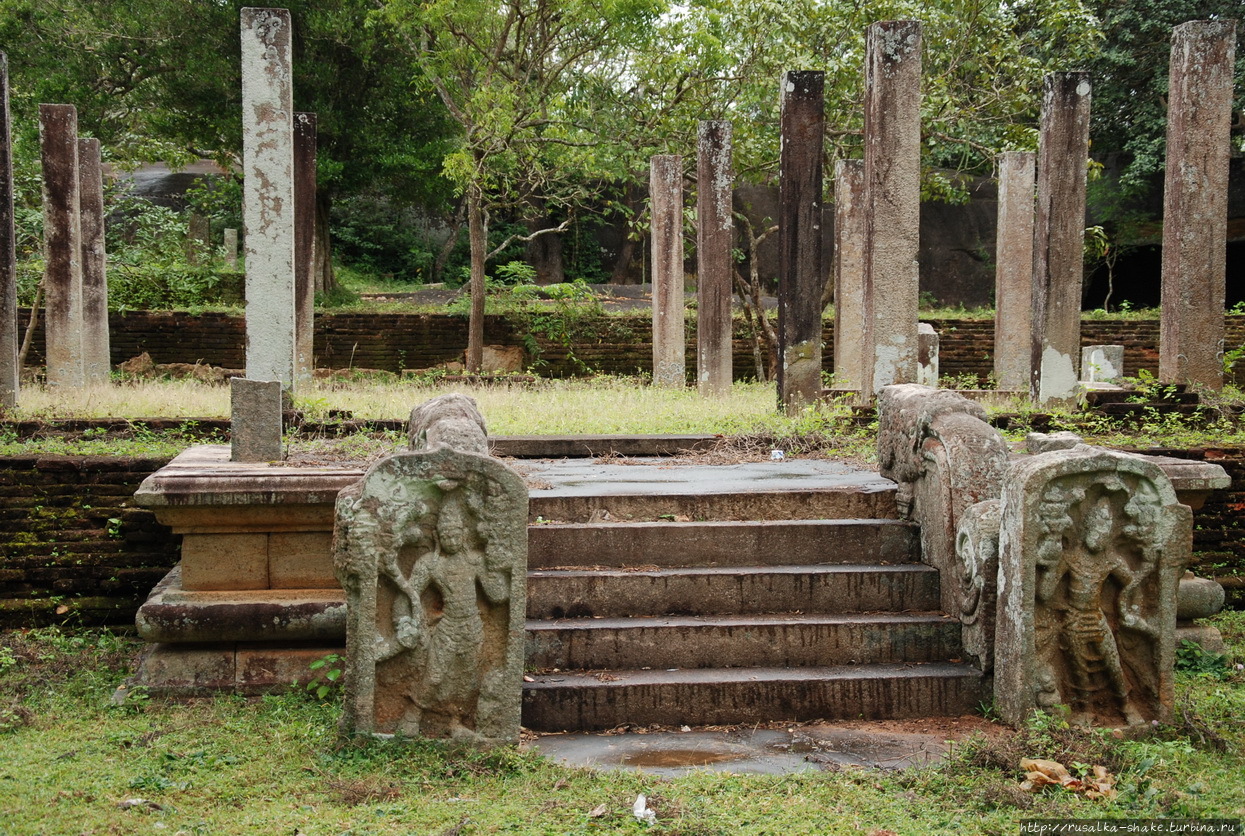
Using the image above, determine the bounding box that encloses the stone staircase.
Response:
[518,461,985,731]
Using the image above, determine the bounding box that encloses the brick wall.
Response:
[0,447,1241,627]
[18,309,1244,382]
[0,456,178,627]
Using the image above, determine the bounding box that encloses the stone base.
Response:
[1176,623,1226,655]
[131,641,344,694]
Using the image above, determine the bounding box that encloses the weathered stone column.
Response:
[223,228,239,270]
[650,154,685,387]
[833,159,865,390]
[241,7,296,387]
[862,21,921,401]
[778,70,825,412]
[1160,20,1237,390]
[78,138,110,383]
[0,55,18,408]
[994,151,1036,391]
[697,120,733,397]
[38,103,84,388]
[1031,73,1091,404]
[294,111,317,385]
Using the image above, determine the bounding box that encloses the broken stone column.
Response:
[994,151,1036,392]
[994,446,1188,727]
[862,21,922,400]
[1081,344,1124,383]
[294,111,317,385]
[241,7,296,387]
[223,228,239,270]
[696,120,733,397]
[1031,73,1091,404]
[1160,20,1237,391]
[38,103,84,388]
[0,54,18,408]
[230,377,283,462]
[78,138,109,383]
[833,159,865,391]
[186,213,210,265]
[650,154,685,387]
[916,323,939,387]
[778,70,825,412]
[335,395,527,744]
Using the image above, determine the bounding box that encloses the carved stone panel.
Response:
[995,447,1189,728]
[334,447,527,744]
[956,499,1001,671]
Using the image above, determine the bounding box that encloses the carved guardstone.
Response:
[334,447,527,743]
[994,447,1189,727]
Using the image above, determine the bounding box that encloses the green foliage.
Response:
[1085,0,1245,196]
[330,193,441,281]
[1175,640,1235,681]
[306,653,345,701]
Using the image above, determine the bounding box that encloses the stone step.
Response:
[527,564,941,619]
[520,459,899,523]
[527,519,919,569]
[521,662,985,731]
[525,612,961,671]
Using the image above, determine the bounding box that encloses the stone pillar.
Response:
[696,120,733,397]
[650,154,685,387]
[833,159,865,390]
[1031,73,1091,404]
[994,151,1036,392]
[862,21,922,401]
[1160,20,1237,390]
[294,111,317,385]
[241,7,296,387]
[38,103,84,388]
[223,228,239,270]
[0,55,18,408]
[186,213,210,265]
[78,138,109,383]
[778,70,825,412]
[916,323,939,387]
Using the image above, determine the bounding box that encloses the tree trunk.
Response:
[314,192,335,293]
[466,187,486,373]
[609,183,644,284]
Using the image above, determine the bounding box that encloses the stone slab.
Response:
[230,377,283,462]
[268,531,335,588]
[180,532,269,591]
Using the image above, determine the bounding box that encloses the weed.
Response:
[306,652,345,701]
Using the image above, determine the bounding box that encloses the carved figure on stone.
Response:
[334,446,527,744]
[956,500,1001,671]
[408,393,489,454]
[994,447,1188,728]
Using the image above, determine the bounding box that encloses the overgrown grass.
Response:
[3,378,877,460]
[1,614,1242,834]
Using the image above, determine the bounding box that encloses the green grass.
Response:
[1,616,1242,834]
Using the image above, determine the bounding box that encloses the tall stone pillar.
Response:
[1031,73,1091,404]
[0,55,18,408]
[862,21,922,401]
[294,111,317,385]
[650,154,685,387]
[1160,20,1237,390]
[833,159,865,391]
[697,120,733,397]
[223,228,239,270]
[78,138,110,383]
[994,151,1036,392]
[778,70,825,412]
[241,7,296,387]
[38,103,84,388]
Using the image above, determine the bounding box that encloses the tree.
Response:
[1086,0,1244,197]
[380,0,665,371]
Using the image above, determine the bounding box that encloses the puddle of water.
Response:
[620,748,744,768]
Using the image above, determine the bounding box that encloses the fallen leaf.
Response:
[588,804,607,818]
